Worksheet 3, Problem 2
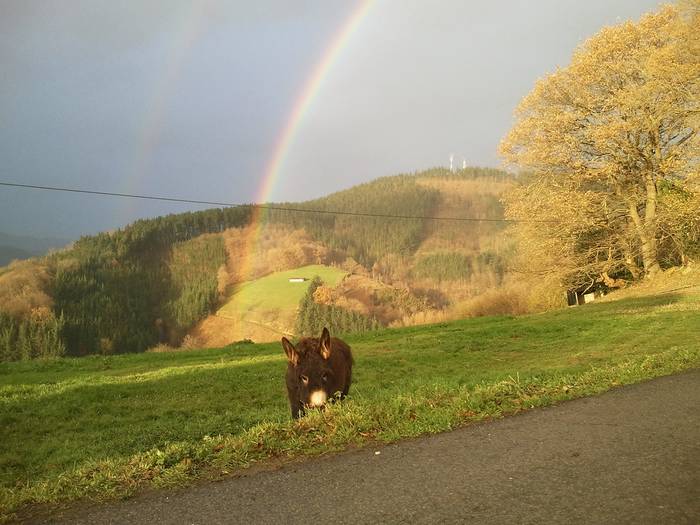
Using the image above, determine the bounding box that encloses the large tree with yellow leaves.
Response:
[500,2,699,287]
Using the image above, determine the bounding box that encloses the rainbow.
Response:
[124,2,213,223]
[236,0,374,284]
[255,0,374,207]
[126,1,374,326]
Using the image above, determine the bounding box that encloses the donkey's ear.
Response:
[319,327,331,360]
[281,337,300,366]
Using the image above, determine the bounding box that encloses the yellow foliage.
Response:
[221,224,332,285]
[500,3,700,282]
[0,259,53,318]
[312,285,333,305]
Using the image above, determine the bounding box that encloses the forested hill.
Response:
[0,206,253,361]
[0,167,513,361]
[266,167,511,266]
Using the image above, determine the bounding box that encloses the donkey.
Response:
[281,327,353,419]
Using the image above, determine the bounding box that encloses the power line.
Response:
[0,180,559,224]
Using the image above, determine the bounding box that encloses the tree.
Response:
[312,285,334,305]
[500,3,700,284]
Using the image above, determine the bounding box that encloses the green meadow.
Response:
[219,264,347,316]
[1,292,699,519]
[215,265,347,335]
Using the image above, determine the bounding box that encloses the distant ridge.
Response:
[0,232,70,266]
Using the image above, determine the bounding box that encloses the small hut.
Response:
[566,284,607,306]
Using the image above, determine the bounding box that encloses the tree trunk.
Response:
[639,234,661,277]
[642,174,662,277]
[627,174,662,278]
[624,258,641,280]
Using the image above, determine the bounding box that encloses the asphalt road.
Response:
[42,369,699,525]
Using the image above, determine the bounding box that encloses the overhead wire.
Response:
[0,181,560,224]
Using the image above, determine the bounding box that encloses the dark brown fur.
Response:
[281,327,353,419]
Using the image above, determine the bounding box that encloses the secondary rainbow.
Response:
[124,2,212,223]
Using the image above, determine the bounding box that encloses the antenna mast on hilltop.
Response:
[462,158,466,170]
[449,153,454,172]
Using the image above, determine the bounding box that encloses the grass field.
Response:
[216,264,347,335]
[1,291,699,519]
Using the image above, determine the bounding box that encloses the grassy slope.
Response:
[219,265,346,315]
[1,291,699,517]
[215,265,347,335]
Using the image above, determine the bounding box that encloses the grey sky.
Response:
[1,0,662,239]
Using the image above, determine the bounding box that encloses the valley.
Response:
[0,168,522,359]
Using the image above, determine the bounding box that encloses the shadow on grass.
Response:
[0,359,290,488]
[582,293,686,312]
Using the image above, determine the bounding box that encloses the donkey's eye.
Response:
[300,375,309,384]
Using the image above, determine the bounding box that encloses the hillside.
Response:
[0,167,517,359]
[265,167,511,269]
[187,168,515,345]
[192,265,347,345]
